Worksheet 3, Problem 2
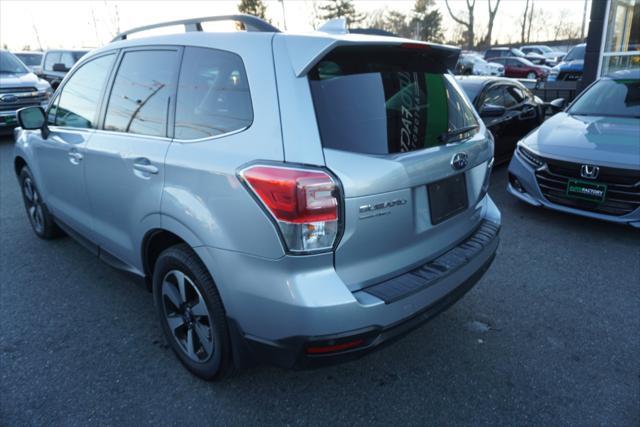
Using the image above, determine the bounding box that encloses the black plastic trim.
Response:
[364,220,499,303]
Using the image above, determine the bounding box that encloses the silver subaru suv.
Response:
[14,15,501,380]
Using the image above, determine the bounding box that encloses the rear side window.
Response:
[309,46,478,154]
[483,86,504,106]
[174,47,252,140]
[44,52,60,71]
[50,53,115,128]
[503,88,519,108]
[104,49,179,137]
[60,51,85,69]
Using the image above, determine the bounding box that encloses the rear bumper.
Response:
[237,244,497,369]
[196,197,501,369]
[507,151,640,228]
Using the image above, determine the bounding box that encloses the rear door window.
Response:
[174,47,252,140]
[104,49,179,137]
[309,46,478,154]
[503,88,520,108]
[483,86,504,106]
[60,52,77,70]
[44,52,60,71]
[509,86,528,103]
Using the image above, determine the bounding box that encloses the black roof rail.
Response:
[111,14,280,42]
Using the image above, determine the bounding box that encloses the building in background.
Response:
[583,0,639,88]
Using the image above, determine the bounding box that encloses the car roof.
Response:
[606,68,640,80]
[13,51,43,55]
[90,28,460,77]
[455,76,517,86]
[45,49,90,53]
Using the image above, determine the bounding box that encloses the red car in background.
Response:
[490,57,550,80]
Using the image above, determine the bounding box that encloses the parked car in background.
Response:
[484,47,546,65]
[13,15,501,380]
[508,69,640,227]
[13,51,44,75]
[456,53,504,76]
[457,76,546,164]
[520,45,565,66]
[490,57,550,80]
[548,43,586,82]
[0,50,52,133]
[40,49,89,89]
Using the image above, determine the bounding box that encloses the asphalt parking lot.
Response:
[1,135,638,426]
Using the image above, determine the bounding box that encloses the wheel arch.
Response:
[14,156,27,177]
[141,215,205,282]
[142,229,188,282]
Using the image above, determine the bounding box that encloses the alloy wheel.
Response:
[161,270,215,362]
[23,176,45,234]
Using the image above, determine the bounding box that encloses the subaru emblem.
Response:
[580,164,599,179]
[451,152,469,170]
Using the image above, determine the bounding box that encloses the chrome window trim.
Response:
[92,128,173,142]
[171,125,250,143]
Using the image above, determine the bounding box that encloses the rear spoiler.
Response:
[280,34,460,77]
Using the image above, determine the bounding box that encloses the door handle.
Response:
[68,150,83,164]
[133,159,159,175]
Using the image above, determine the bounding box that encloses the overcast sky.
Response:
[0,0,590,50]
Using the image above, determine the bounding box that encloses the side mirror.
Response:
[52,63,69,72]
[17,106,49,138]
[549,98,566,113]
[480,104,506,118]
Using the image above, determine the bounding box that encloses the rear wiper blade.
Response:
[438,125,479,143]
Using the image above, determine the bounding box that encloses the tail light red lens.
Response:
[240,165,340,253]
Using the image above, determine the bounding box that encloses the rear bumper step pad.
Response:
[363,220,500,303]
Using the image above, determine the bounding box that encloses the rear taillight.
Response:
[239,165,341,253]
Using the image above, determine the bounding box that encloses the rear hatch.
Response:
[307,44,493,291]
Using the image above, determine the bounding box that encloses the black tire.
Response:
[19,167,62,239]
[152,244,232,380]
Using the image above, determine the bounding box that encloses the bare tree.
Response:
[308,0,323,29]
[90,5,102,46]
[444,0,475,49]
[30,14,43,51]
[526,1,534,43]
[481,0,500,48]
[552,9,581,41]
[108,2,121,38]
[520,0,530,44]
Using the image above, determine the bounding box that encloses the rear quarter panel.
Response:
[161,34,286,259]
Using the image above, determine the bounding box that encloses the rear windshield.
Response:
[309,46,478,154]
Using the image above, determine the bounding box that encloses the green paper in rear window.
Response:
[308,46,478,154]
